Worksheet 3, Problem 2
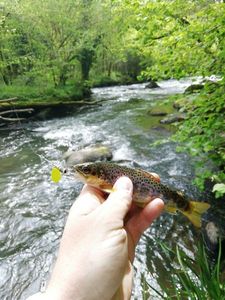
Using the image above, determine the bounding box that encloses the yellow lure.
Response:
[51,167,62,183]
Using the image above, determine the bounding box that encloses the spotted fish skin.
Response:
[73,162,210,228]
[74,162,189,209]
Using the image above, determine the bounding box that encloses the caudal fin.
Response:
[181,201,210,228]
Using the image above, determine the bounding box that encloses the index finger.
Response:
[125,198,164,247]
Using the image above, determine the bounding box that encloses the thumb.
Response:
[101,177,133,220]
[71,185,105,216]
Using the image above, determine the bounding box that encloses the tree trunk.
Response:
[107,61,112,77]
[0,49,12,85]
[79,48,94,81]
[58,73,67,87]
[1,73,12,85]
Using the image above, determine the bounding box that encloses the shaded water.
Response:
[0,79,210,299]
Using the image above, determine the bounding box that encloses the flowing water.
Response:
[0,79,211,299]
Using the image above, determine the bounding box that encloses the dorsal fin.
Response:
[137,168,160,183]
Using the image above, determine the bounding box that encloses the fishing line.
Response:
[9,101,64,179]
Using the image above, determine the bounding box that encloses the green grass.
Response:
[0,83,89,106]
[143,241,225,300]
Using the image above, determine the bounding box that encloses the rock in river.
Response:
[148,110,168,117]
[160,113,186,124]
[63,144,113,167]
[145,80,160,89]
[184,84,204,94]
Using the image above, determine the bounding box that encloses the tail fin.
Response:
[181,201,210,228]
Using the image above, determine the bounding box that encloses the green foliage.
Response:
[132,0,225,80]
[172,82,225,191]
[119,1,225,193]
[0,0,142,98]
[145,241,225,299]
[1,1,225,89]
[213,184,225,199]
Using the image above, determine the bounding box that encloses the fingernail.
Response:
[114,176,133,192]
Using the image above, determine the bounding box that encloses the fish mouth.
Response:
[74,167,85,177]
[73,163,90,180]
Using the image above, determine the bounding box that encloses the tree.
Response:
[0,6,17,85]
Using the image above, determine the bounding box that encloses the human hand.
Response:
[31,176,164,300]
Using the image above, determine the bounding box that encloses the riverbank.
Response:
[0,74,144,104]
[0,76,142,114]
[0,82,94,124]
[0,76,152,125]
[0,78,198,126]
[0,82,91,105]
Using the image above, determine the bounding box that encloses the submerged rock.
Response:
[160,114,186,124]
[172,97,195,113]
[145,80,160,89]
[148,110,168,117]
[129,98,144,103]
[63,144,113,167]
[173,98,189,110]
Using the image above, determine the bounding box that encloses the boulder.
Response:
[173,98,192,112]
[145,80,160,89]
[184,84,204,94]
[160,114,186,124]
[148,110,168,117]
[63,144,113,167]
[202,80,220,93]
[202,221,224,261]
[201,178,225,263]
[173,101,182,110]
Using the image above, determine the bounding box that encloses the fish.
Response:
[73,162,210,228]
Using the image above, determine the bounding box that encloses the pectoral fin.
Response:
[165,201,177,214]
[135,201,147,208]
[93,180,114,193]
[165,206,177,214]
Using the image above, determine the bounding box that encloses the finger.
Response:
[126,198,164,246]
[101,177,133,221]
[71,184,105,216]
[150,172,160,182]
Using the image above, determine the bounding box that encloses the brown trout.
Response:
[73,162,210,228]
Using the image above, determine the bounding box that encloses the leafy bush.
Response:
[172,81,225,195]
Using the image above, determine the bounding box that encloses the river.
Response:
[0,79,212,299]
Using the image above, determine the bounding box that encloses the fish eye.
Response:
[82,166,90,174]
